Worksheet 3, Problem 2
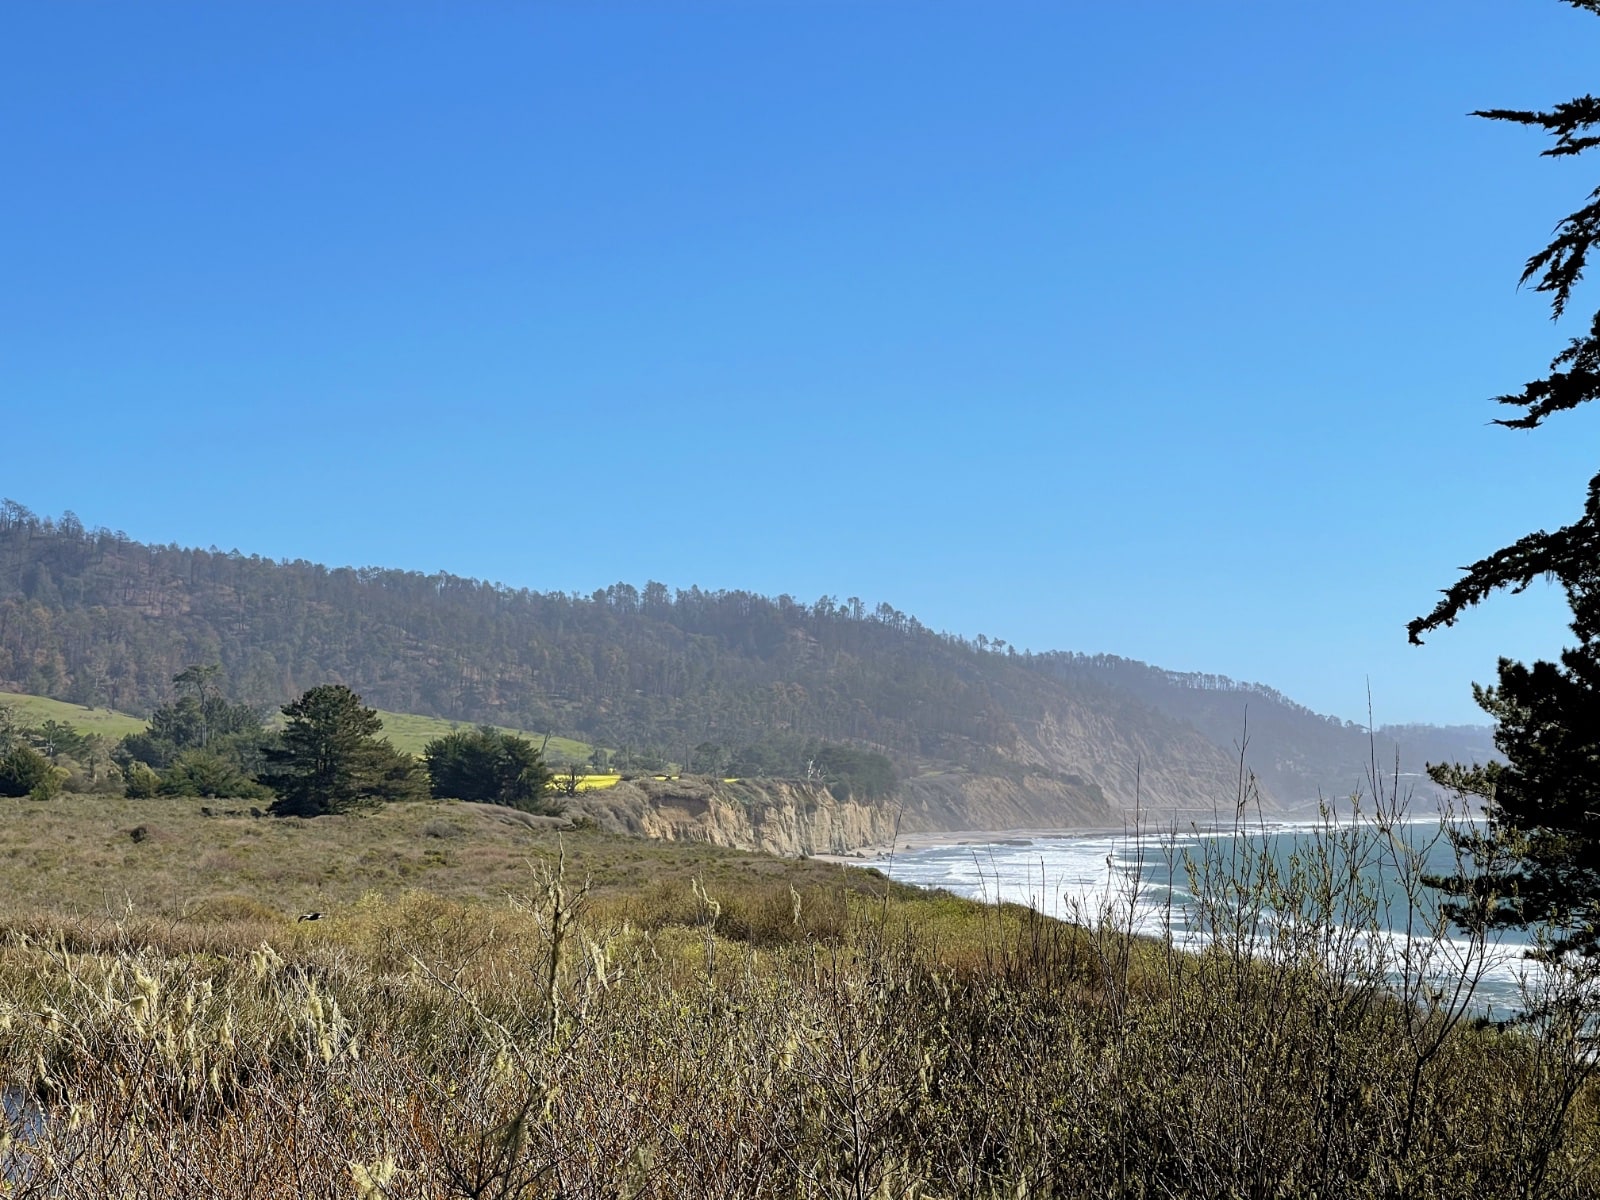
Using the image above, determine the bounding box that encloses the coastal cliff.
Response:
[570,767,1121,857]
[571,776,902,857]
[896,767,1115,833]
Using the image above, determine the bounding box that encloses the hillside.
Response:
[0,501,1491,826]
[1032,656,1501,811]
[0,689,593,763]
[0,689,148,741]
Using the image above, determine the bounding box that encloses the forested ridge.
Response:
[0,501,1488,810]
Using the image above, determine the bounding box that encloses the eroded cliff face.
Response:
[894,768,1115,833]
[571,777,902,857]
[565,673,1249,857]
[1014,707,1253,817]
[571,767,1123,857]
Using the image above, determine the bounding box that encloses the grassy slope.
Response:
[368,709,592,761]
[0,689,595,761]
[0,792,902,922]
[0,690,147,740]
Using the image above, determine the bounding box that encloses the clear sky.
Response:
[4,2,1597,726]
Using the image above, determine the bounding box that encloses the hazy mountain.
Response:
[1033,655,1499,813]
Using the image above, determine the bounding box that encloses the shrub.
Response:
[27,766,67,801]
[0,745,52,797]
[157,750,269,800]
[123,761,161,799]
[422,727,557,813]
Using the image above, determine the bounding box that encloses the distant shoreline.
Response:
[814,809,1457,865]
[814,825,1135,864]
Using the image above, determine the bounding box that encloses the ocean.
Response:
[858,815,1549,1018]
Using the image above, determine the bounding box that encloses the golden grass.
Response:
[0,791,1596,1196]
[0,792,900,922]
[0,862,1593,1197]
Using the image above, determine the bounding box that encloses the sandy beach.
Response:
[813,824,1135,864]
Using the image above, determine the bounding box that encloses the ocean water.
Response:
[859,817,1548,1017]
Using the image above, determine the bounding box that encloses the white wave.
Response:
[861,827,1553,1016]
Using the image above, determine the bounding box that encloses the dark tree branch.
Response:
[1409,473,1600,643]
[1475,97,1600,156]
[1494,312,1600,427]
[1414,55,1600,638]
[1514,189,1600,318]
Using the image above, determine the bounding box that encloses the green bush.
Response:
[422,726,557,813]
[157,750,269,800]
[123,762,160,799]
[0,746,52,797]
[27,766,66,802]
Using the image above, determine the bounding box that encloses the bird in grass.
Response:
[297,912,325,922]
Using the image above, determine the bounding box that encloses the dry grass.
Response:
[0,792,1596,1196]
[0,793,903,921]
[0,885,1594,1198]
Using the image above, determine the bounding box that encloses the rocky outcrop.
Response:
[571,777,902,857]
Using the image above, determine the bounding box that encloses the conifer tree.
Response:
[422,726,557,813]
[1415,3,1600,955]
[260,685,423,816]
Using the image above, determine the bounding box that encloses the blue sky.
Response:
[4,2,1598,726]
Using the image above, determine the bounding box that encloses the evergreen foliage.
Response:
[725,735,898,799]
[32,718,90,763]
[113,668,269,799]
[1415,10,1600,955]
[0,745,52,798]
[119,694,264,770]
[155,749,269,801]
[422,726,557,812]
[122,761,160,799]
[259,685,424,817]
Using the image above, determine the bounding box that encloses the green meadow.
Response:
[367,708,593,761]
[0,688,595,762]
[0,689,148,740]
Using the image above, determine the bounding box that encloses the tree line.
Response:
[2,666,898,816]
[0,670,565,817]
[0,514,1029,772]
[0,506,1479,805]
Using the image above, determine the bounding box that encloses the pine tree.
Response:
[1415,3,1600,955]
[260,685,423,817]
